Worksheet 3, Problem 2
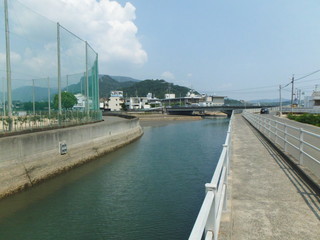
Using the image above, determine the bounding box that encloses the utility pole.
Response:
[279,85,282,116]
[66,74,69,92]
[291,75,294,112]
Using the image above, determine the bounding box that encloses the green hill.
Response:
[121,79,194,99]
[98,76,195,99]
[99,75,136,98]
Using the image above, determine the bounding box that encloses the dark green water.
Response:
[0,118,229,240]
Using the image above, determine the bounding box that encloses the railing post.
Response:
[284,124,288,152]
[224,143,229,176]
[275,121,278,144]
[205,183,217,237]
[223,144,228,213]
[299,128,304,165]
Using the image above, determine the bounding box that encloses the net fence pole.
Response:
[4,0,12,130]
[48,77,51,118]
[32,79,35,115]
[2,77,5,116]
[85,41,89,115]
[57,22,62,115]
[95,53,99,111]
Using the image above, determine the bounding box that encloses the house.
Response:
[103,91,124,111]
[73,93,88,110]
[126,97,150,110]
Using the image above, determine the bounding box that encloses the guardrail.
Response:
[281,107,320,114]
[243,111,320,179]
[189,112,233,240]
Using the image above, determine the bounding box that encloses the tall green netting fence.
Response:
[0,0,101,132]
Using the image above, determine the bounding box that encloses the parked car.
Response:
[260,108,269,114]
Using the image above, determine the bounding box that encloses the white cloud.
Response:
[6,0,147,78]
[187,73,192,78]
[161,71,175,80]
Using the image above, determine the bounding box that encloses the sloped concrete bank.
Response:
[0,117,143,199]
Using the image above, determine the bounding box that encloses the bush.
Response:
[287,113,320,127]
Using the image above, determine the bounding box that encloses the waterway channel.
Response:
[0,117,229,240]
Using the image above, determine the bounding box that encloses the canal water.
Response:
[0,118,229,240]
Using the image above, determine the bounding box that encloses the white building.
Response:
[73,93,87,110]
[103,91,124,111]
[304,96,313,108]
[304,87,320,109]
[186,90,197,98]
[311,90,320,108]
[105,96,124,111]
[165,93,175,99]
[200,95,225,106]
[126,97,150,110]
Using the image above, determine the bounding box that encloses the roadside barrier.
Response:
[243,111,320,179]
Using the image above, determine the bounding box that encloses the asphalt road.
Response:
[251,112,320,182]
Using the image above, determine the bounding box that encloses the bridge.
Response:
[189,110,320,240]
[165,105,271,117]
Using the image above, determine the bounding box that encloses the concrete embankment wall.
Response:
[0,117,143,199]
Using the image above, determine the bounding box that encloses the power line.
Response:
[295,69,320,81]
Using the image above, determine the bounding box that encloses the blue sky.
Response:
[7,0,320,101]
[112,0,320,100]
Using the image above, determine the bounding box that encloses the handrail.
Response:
[189,111,234,240]
[242,111,320,175]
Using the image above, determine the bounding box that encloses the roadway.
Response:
[262,112,320,183]
[219,114,320,240]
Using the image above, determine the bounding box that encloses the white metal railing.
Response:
[243,111,320,178]
[189,112,233,240]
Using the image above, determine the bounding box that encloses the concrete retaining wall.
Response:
[0,117,143,199]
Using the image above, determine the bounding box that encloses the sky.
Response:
[3,0,320,100]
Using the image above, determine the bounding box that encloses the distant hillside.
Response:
[62,75,138,98]
[248,98,290,106]
[248,98,289,103]
[99,75,137,98]
[109,75,140,83]
[121,79,195,99]
[98,76,195,99]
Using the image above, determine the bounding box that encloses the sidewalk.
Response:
[220,114,320,240]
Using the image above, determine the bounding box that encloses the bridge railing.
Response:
[243,111,320,179]
[189,112,233,240]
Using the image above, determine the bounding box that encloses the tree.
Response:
[120,102,128,111]
[53,92,77,110]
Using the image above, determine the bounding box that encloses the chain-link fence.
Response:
[0,0,101,133]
